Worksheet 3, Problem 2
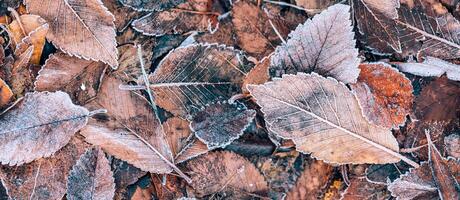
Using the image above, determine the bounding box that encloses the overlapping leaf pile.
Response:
[0,0,459,199]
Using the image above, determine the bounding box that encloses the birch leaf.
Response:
[270,4,360,83]
[67,147,115,200]
[247,73,401,165]
[351,63,413,129]
[118,0,184,11]
[35,52,107,105]
[397,56,460,81]
[185,151,269,198]
[24,0,119,68]
[0,91,89,166]
[149,44,254,118]
[191,103,256,149]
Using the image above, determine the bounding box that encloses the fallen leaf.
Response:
[243,57,270,94]
[269,4,360,83]
[151,174,187,200]
[67,147,115,200]
[0,136,90,200]
[149,44,254,118]
[34,52,107,104]
[0,91,89,165]
[285,159,334,200]
[351,63,413,128]
[119,0,184,11]
[388,132,460,200]
[0,0,20,15]
[341,177,390,200]
[352,0,401,53]
[185,151,269,198]
[0,78,13,108]
[132,0,218,36]
[24,0,119,68]
[397,56,460,81]
[194,15,237,47]
[9,45,33,97]
[445,134,460,158]
[248,73,402,165]
[191,102,256,149]
[174,136,209,164]
[111,158,147,200]
[295,0,335,10]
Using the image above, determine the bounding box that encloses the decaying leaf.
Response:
[67,147,115,200]
[0,91,89,165]
[0,78,13,108]
[388,133,460,200]
[285,159,334,200]
[132,0,218,36]
[351,63,413,128]
[352,0,401,53]
[185,151,269,198]
[397,56,460,81]
[191,103,256,149]
[445,134,460,158]
[24,0,119,68]
[34,52,107,104]
[163,117,209,163]
[0,136,91,200]
[341,177,390,200]
[149,44,254,118]
[248,73,402,165]
[119,0,184,11]
[270,4,360,83]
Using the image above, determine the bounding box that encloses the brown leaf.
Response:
[351,63,413,129]
[388,132,460,200]
[248,73,403,165]
[132,0,218,36]
[24,0,119,67]
[0,91,89,165]
[185,151,269,198]
[445,134,460,158]
[243,57,270,94]
[295,0,335,10]
[151,174,187,200]
[67,147,115,200]
[269,4,360,83]
[148,44,254,118]
[119,0,184,11]
[285,159,334,200]
[111,158,147,200]
[102,0,145,32]
[0,136,90,200]
[194,16,237,47]
[9,45,34,97]
[0,78,13,108]
[191,103,256,149]
[174,136,209,164]
[341,177,391,200]
[35,52,107,104]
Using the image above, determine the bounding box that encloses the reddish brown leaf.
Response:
[0,78,13,108]
[341,177,390,200]
[351,63,413,128]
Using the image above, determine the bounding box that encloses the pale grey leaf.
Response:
[397,57,460,81]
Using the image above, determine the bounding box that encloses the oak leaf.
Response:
[118,0,184,11]
[24,0,119,68]
[67,147,115,200]
[351,63,413,129]
[247,73,402,165]
[270,4,360,83]
[0,91,89,165]
[148,44,254,118]
[185,151,269,198]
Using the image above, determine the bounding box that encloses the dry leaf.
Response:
[111,158,147,200]
[119,0,184,11]
[388,134,460,200]
[243,57,270,93]
[0,78,13,108]
[24,0,119,68]
[270,4,360,83]
[445,134,460,158]
[132,0,218,36]
[0,0,20,15]
[352,0,401,53]
[248,73,401,165]
[174,136,209,164]
[185,151,269,198]
[9,45,33,97]
[34,52,107,104]
[351,63,413,129]
[149,44,254,118]
[103,0,143,32]
[191,103,256,149]
[67,147,115,200]
[341,177,390,200]
[295,0,335,10]
[397,56,460,81]
[0,91,89,165]
[151,174,187,200]
[0,136,90,200]
[285,159,334,200]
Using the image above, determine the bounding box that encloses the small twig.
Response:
[123,125,192,183]
[29,160,42,200]
[119,84,146,90]
[268,18,286,44]
[170,8,220,16]
[341,165,350,186]
[7,7,26,36]
[88,109,107,116]
[400,138,439,153]
[136,45,161,120]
